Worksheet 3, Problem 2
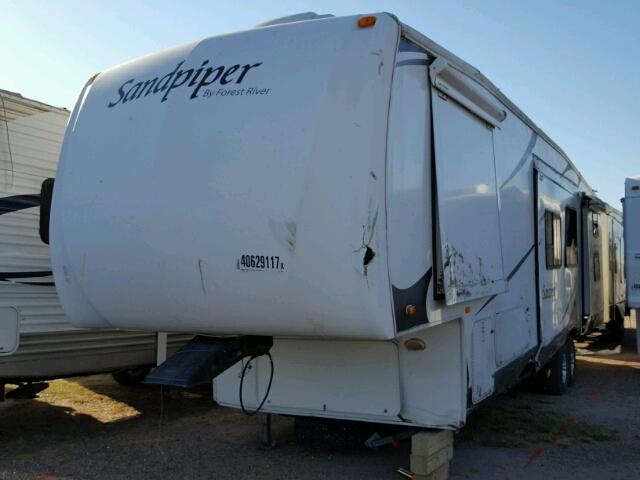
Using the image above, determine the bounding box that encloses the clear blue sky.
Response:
[2,0,638,206]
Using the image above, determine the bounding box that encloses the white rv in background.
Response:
[623,177,640,350]
[0,90,188,398]
[581,199,625,335]
[48,13,625,429]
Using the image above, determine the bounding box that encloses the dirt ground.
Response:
[1,322,639,480]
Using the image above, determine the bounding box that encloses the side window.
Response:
[623,238,626,281]
[545,210,562,269]
[593,251,601,282]
[592,212,600,237]
[565,207,577,267]
[617,238,623,283]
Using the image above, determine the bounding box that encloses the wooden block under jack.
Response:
[414,463,449,480]
[410,430,453,479]
[410,447,451,476]
[411,430,453,457]
[416,443,452,461]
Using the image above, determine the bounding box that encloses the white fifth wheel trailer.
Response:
[623,177,640,351]
[0,89,188,398]
[581,198,625,336]
[47,13,624,428]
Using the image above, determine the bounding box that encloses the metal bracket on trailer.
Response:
[365,429,417,449]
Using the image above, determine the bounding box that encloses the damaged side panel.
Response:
[51,13,399,340]
[353,196,379,276]
[431,84,506,305]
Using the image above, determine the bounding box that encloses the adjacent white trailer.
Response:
[48,13,624,428]
[623,177,640,351]
[0,89,188,396]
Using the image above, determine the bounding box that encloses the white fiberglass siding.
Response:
[51,15,399,339]
[0,90,189,376]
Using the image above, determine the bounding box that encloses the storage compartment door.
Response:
[471,316,495,403]
[215,340,401,419]
[0,307,19,356]
[431,89,506,305]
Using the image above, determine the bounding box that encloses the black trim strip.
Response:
[579,197,588,320]
[395,59,430,67]
[0,194,40,215]
[476,294,497,315]
[0,270,53,286]
[398,38,427,53]
[539,171,574,196]
[536,328,571,369]
[393,268,432,332]
[534,154,579,186]
[560,161,580,185]
[476,244,535,315]
[533,154,579,190]
[0,270,52,280]
[500,133,537,189]
[429,81,444,301]
[533,168,543,353]
[492,345,538,397]
[507,244,535,281]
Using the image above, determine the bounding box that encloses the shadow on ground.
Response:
[0,325,638,479]
[0,376,213,458]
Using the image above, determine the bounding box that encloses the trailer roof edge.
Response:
[0,88,69,115]
[400,22,594,197]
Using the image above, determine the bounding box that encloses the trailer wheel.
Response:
[566,339,576,387]
[607,308,625,343]
[112,366,151,386]
[542,344,569,395]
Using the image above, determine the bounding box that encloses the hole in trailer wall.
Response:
[363,246,375,266]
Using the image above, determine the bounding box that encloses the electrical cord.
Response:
[239,352,274,416]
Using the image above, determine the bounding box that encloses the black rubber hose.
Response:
[239,352,274,416]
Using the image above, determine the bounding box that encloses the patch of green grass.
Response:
[457,403,619,448]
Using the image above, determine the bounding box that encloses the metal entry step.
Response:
[144,335,272,388]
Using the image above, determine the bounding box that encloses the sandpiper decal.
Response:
[107,59,264,107]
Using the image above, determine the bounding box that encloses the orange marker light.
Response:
[464,306,472,314]
[405,304,417,316]
[358,16,376,28]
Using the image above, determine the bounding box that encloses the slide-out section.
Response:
[429,59,506,306]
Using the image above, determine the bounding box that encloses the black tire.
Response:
[542,343,569,395]
[112,366,151,386]
[39,178,55,244]
[294,417,380,450]
[565,338,576,387]
[607,308,625,343]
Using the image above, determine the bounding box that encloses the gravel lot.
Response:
[1,323,638,480]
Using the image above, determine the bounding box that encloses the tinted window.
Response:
[619,239,624,283]
[592,212,600,237]
[545,210,562,269]
[565,207,577,267]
